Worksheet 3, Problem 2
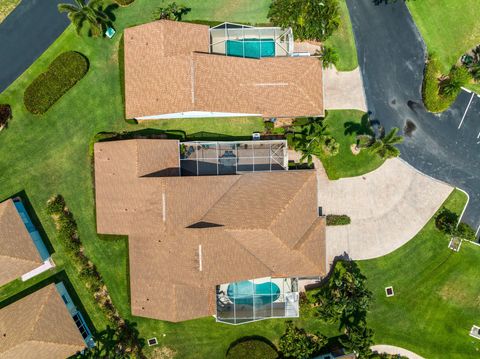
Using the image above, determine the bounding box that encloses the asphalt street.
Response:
[0,0,70,93]
[346,0,480,234]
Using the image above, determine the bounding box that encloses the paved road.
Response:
[0,0,70,93]
[346,0,480,233]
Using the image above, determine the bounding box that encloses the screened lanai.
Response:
[209,22,294,58]
[216,277,299,325]
[180,140,288,176]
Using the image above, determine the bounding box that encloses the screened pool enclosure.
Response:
[216,277,299,324]
[180,140,288,176]
[209,22,294,58]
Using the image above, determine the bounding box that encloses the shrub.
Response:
[0,104,12,128]
[115,0,135,5]
[456,222,477,241]
[46,194,66,215]
[435,207,459,234]
[24,51,89,114]
[423,55,458,113]
[226,337,278,359]
[440,66,471,96]
[326,214,351,226]
[269,0,340,41]
[278,321,326,359]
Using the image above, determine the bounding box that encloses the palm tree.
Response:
[369,127,403,159]
[316,45,338,69]
[58,0,110,37]
[154,2,190,21]
[292,119,335,165]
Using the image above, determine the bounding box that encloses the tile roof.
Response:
[124,20,324,119]
[0,200,43,287]
[94,139,326,321]
[0,284,85,359]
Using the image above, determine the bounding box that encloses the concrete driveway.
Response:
[317,158,453,262]
[0,0,70,93]
[324,65,368,111]
[345,0,480,234]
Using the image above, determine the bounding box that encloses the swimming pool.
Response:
[226,38,275,59]
[227,280,280,306]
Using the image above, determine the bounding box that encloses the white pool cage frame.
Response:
[209,22,294,58]
[216,277,299,325]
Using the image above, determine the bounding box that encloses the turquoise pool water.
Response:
[226,38,275,59]
[227,280,280,306]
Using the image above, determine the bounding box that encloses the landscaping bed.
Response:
[24,51,89,114]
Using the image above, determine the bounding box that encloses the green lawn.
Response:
[0,0,20,23]
[359,189,480,359]
[319,110,385,180]
[408,0,480,93]
[324,0,358,71]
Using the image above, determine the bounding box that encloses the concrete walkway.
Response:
[324,65,367,112]
[372,345,425,359]
[316,158,453,262]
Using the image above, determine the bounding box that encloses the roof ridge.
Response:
[268,171,316,233]
[28,286,52,341]
[293,216,323,250]
[197,176,242,224]
[226,229,279,274]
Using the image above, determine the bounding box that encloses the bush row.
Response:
[24,52,89,114]
[326,214,351,226]
[46,195,143,356]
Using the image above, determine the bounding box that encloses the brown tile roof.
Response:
[0,284,85,358]
[94,139,326,322]
[124,20,324,119]
[0,200,43,287]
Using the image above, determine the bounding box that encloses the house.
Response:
[94,139,327,324]
[0,199,53,287]
[0,283,91,358]
[124,20,324,120]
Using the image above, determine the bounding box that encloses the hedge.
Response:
[226,337,278,359]
[24,51,89,114]
[326,214,351,226]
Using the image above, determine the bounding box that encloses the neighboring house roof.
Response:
[124,20,324,119]
[0,199,43,287]
[0,284,85,359]
[94,139,326,322]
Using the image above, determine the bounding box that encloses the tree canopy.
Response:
[268,0,341,41]
[279,321,327,359]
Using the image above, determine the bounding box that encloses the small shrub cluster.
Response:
[326,214,351,226]
[434,206,477,241]
[434,207,458,234]
[24,52,89,114]
[47,195,143,357]
[226,337,278,359]
[279,321,327,359]
[0,104,12,129]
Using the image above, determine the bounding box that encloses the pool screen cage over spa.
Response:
[216,277,299,325]
[209,22,294,58]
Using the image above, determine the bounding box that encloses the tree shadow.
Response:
[344,113,374,137]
